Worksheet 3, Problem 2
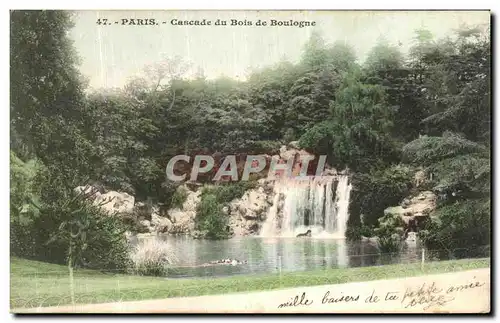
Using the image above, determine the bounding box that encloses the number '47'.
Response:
[96,18,108,25]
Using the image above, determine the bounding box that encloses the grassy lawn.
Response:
[10,257,490,309]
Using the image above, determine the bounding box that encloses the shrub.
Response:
[419,198,490,250]
[299,121,334,157]
[373,213,406,253]
[345,220,376,241]
[195,182,256,240]
[77,212,132,271]
[359,223,376,238]
[402,132,487,166]
[283,128,297,143]
[130,239,179,276]
[195,193,230,240]
[10,151,46,226]
[160,180,181,209]
[344,225,362,241]
[170,186,188,209]
[209,181,256,204]
[349,164,415,226]
[377,235,404,254]
[11,169,131,272]
[10,151,47,257]
[247,140,281,155]
[40,193,131,271]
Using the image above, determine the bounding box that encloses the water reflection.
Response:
[130,235,420,278]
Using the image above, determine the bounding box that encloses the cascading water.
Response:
[259,174,352,238]
[259,185,281,237]
[333,175,352,238]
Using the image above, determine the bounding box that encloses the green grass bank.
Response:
[11,257,490,309]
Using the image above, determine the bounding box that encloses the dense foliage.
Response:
[196,182,256,239]
[10,155,130,270]
[348,165,415,227]
[10,11,130,270]
[10,10,490,257]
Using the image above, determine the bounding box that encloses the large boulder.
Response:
[137,219,151,233]
[279,146,313,162]
[150,207,172,233]
[228,181,275,236]
[413,170,428,188]
[75,185,135,215]
[95,191,135,215]
[230,187,268,220]
[384,190,437,225]
[151,213,172,233]
[288,141,301,149]
[127,206,173,234]
[322,168,338,176]
[133,201,152,221]
[166,186,201,234]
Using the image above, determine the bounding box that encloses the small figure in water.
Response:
[231,259,248,266]
[296,229,312,238]
[209,258,247,266]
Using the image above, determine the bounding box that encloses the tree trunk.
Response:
[68,242,75,305]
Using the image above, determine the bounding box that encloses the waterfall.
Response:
[334,175,352,238]
[259,185,281,237]
[259,174,352,239]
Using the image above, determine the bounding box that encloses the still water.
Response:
[130,235,423,278]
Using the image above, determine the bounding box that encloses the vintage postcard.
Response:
[10,9,491,314]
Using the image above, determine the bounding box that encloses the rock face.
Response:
[384,190,437,229]
[288,141,301,149]
[228,178,275,236]
[167,186,201,234]
[278,145,312,163]
[74,185,135,215]
[413,170,428,188]
[150,206,172,233]
[77,141,339,239]
[76,185,179,235]
[96,191,135,215]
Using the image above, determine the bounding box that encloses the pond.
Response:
[129,235,427,278]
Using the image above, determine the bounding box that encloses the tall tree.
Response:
[300,69,397,171]
[10,10,91,182]
[287,35,354,137]
[364,38,422,141]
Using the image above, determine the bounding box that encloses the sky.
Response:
[69,10,490,90]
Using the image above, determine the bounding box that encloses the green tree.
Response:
[10,151,45,224]
[85,89,161,197]
[364,38,422,141]
[247,61,300,140]
[328,70,397,170]
[10,10,92,181]
[287,35,355,136]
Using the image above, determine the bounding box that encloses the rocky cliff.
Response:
[226,178,275,236]
[383,190,437,232]
[76,141,336,238]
